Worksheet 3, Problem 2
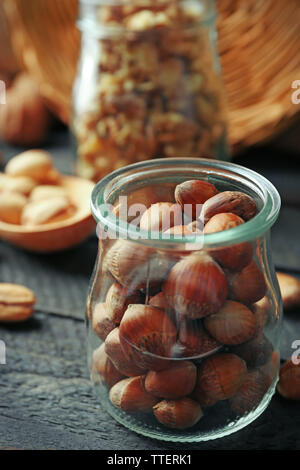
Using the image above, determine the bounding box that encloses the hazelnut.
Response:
[228,369,270,415]
[203,213,253,271]
[149,292,177,324]
[109,376,158,412]
[105,327,148,377]
[139,202,183,233]
[186,220,203,234]
[91,344,124,388]
[230,332,273,368]
[162,252,228,319]
[91,303,115,341]
[277,359,300,400]
[144,361,197,399]
[177,319,221,358]
[200,191,257,224]
[119,304,177,371]
[227,260,266,305]
[104,239,170,293]
[149,292,169,311]
[251,296,270,333]
[153,397,203,429]
[175,180,218,220]
[193,353,247,406]
[203,300,257,345]
[113,184,176,222]
[260,349,280,386]
[105,282,144,324]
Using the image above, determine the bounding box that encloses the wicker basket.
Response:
[4,0,300,152]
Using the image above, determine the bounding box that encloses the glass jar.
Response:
[87,157,282,442]
[72,0,229,182]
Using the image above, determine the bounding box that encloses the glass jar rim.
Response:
[91,157,281,249]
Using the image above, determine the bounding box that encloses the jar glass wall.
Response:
[72,0,229,182]
[87,158,281,442]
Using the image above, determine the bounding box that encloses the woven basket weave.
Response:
[4,0,300,151]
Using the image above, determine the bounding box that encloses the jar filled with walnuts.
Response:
[72,0,229,183]
[87,157,282,441]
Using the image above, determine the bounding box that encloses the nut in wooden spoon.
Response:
[0,149,95,252]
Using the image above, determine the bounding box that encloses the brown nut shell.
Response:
[230,332,273,368]
[92,303,116,341]
[175,180,218,220]
[186,220,203,234]
[113,184,176,222]
[144,361,197,399]
[260,349,280,386]
[251,296,270,333]
[105,327,148,377]
[277,359,300,400]
[227,261,266,305]
[203,300,257,346]
[149,292,177,324]
[119,304,177,371]
[153,397,203,429]
[105,282,144,324]
[139,202,183,232]
[104,239,170,293]
[177,319,221,358]
[163,252,228,319]
[109,376,158,412]
[200,190,257,224]
[204,213,253,271]
[228,369,270,415]
[193,353,247,406]
[149,292,169,311]
[91,344,124,388]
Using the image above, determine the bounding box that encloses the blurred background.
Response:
[0,0,299,160]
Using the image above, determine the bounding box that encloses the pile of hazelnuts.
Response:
[90,179,279,430]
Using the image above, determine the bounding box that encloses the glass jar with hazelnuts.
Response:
[87,157,282,442]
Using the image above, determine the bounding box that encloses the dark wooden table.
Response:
[0,123,300,450]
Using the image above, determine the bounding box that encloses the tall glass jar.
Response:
[86,157,282,442]
[72,0,229,182]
